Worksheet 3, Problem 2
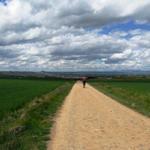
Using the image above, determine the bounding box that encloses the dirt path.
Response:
[48,82,150,150]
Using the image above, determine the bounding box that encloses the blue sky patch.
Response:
[0,0,8,5]
[100,20,150,34]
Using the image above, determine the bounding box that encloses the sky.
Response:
[0,0,150,71]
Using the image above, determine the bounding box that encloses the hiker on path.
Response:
[82,77,87,88]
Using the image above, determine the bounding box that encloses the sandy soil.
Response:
[48,82,150,150]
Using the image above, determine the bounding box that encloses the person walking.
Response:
[82,77,87,88]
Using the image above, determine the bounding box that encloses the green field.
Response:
[0,78,73,150]
[90,79,150,117]
[0,79,66,119]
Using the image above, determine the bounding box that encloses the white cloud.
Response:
[0,0,150,71]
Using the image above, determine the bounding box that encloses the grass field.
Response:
[0,78,74,150]
[0,79,65,118]
[90,79,150,117]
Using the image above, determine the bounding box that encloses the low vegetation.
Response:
[0,78,74,150]
[0,79,66,118]
[90,78,150,117]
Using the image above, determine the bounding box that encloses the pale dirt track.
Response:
[48,82,150,150]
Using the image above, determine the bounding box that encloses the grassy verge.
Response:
[90,80,150,117]
[0,81,73,150]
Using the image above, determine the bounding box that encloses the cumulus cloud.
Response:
[0,0,150,71]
